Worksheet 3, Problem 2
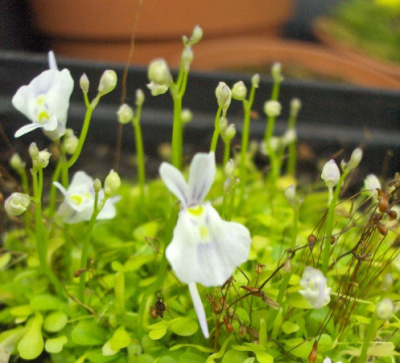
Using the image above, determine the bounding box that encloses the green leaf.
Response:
[0,253,11,270]
[233,343,273,363]
[17,313,44,360]
[287,292,313,309]
[259,318,268,347]
[10,305,33,317]
[45,335,68,353]
[44,311,68,332]
[282,321,299,334]
[71,321,108,346]
[133,221,159,242]
[354,315,371,324]
[206,336,233,363]
[30,294,64,311]
[179,352,207,363]
[284,338,313,359]
[170,344,214,353]
[170,318,198,336]
[149,326,168,340]
[221,349,249,363]
[110,326,131,351]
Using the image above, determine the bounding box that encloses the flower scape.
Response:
[1,26,400,363]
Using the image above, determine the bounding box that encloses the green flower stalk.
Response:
[286,98,302,176]
[221,124,236,167]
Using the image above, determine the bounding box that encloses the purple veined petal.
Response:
[14,123,44,138]
[188,152,216,205]
[188,282,209,338]
[159,162,189,207]
[29,70,58,96]
[166,203,251,287]
[48,51,58,71]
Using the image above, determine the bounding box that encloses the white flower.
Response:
[299,267,331,309]
[376,298,394,320]
[147,82,169,96]
[159,152,251,338]
[364,174,381,198]
[13,51,74,140]
[4,193,31,216]
[324,358,342,363]
[321,159,340,189]
[54,171,119,224]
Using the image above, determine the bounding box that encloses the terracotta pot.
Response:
[167,37,400,90]
[28,0,294,63]
[313,18,400,81]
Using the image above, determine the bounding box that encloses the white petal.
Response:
[97,196,120,220]
[57,202,93,224]
[69,171,94,191]
[53,182,68,196]
[159,162,189,207]
[166,203,251,287]
[188,152,216,206]
[12,85,32,118]
[14,123,44,138]
[188,282,209,338]
[43,116,58,131]
[48,51,58,71]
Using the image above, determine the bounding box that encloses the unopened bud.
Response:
[364,174,381,198]
[93,179,102,193]
[222,124,236,142]
[232,81,247,101]
[10,153,26,173]
[271,62,283,82]
[376,298,394,320]
[98,70,117,95]
[345,148,363,171]
[223,178,231,194]
[224,159,235,178]
[148,59,171,85]
[290,98,302,117]
[264,100,281,118]
[35,149,51,169]
[219,117,228,132]
[284,184,297,206]
[63,134,78,155]
[190,25,203,45]
[182,47,194,69]
[181,108,193,124]
[251,73,260,88]
[5,192,31,216]
[104,170,121,197]
[321,159,340,189]
[29,142,39,160]
[80,73,89,93]
[382,273,393,291]
[216,82,232,110]
[282,129,297,145]
[147,82,169,96]
[135,89,145,106]
[117,104,134,124]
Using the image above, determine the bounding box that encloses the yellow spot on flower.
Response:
[69,195,83,205]
[37,110,50,123]
[199,225,209,239]
[188,205,204,216]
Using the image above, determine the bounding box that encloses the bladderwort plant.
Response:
[1,25,400,363]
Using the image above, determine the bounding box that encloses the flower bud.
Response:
[80,73,90,93]
[223,178,231,194]
[182,47,194,69]
[321,159,340,189]
[34,149,51,169]
[284,184,296,206]
[117,104,134,124]
[222,124,236,142]
[215,82,232,110]
[345,148,363,171]
[135,89,145,106]
[147,82,169,96]
[376,298,394,320]
[364,174,381,198]
[104,170,121,197]
[224,159,235,178]
[271,62,283,83]
[10,153,26,173]
[63,134,78,155]
[264,100,281,118]
[98,70,117,95]
[148,59,171,85]
[251,73,260,88]
[5,192,31,216]
[290,98,302,117]
[93,179,102,193]
[382,273,393,291]
[190,25,203,45]
[178,108,192,125]
[282,129,297,145]
[232,81,247,101]
[29,142,39,160]
[218,117,228,132]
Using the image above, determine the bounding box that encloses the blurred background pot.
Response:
[27,0,295,65]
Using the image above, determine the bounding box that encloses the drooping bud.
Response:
[135,89,145,106]
[376,298,394,320]
[181,108,193,124]
[4,192,31,217]
[264,100,281,118]
[98,70,117,96]
[10,153,26,173]
[117,104,134,125]
[215,82,232,110]
[148,59,171,85]
[104,170,121,198]
[232,81,247,101]
[321,159,340,189]
[80,73,90,93]
[290,98,302,117]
